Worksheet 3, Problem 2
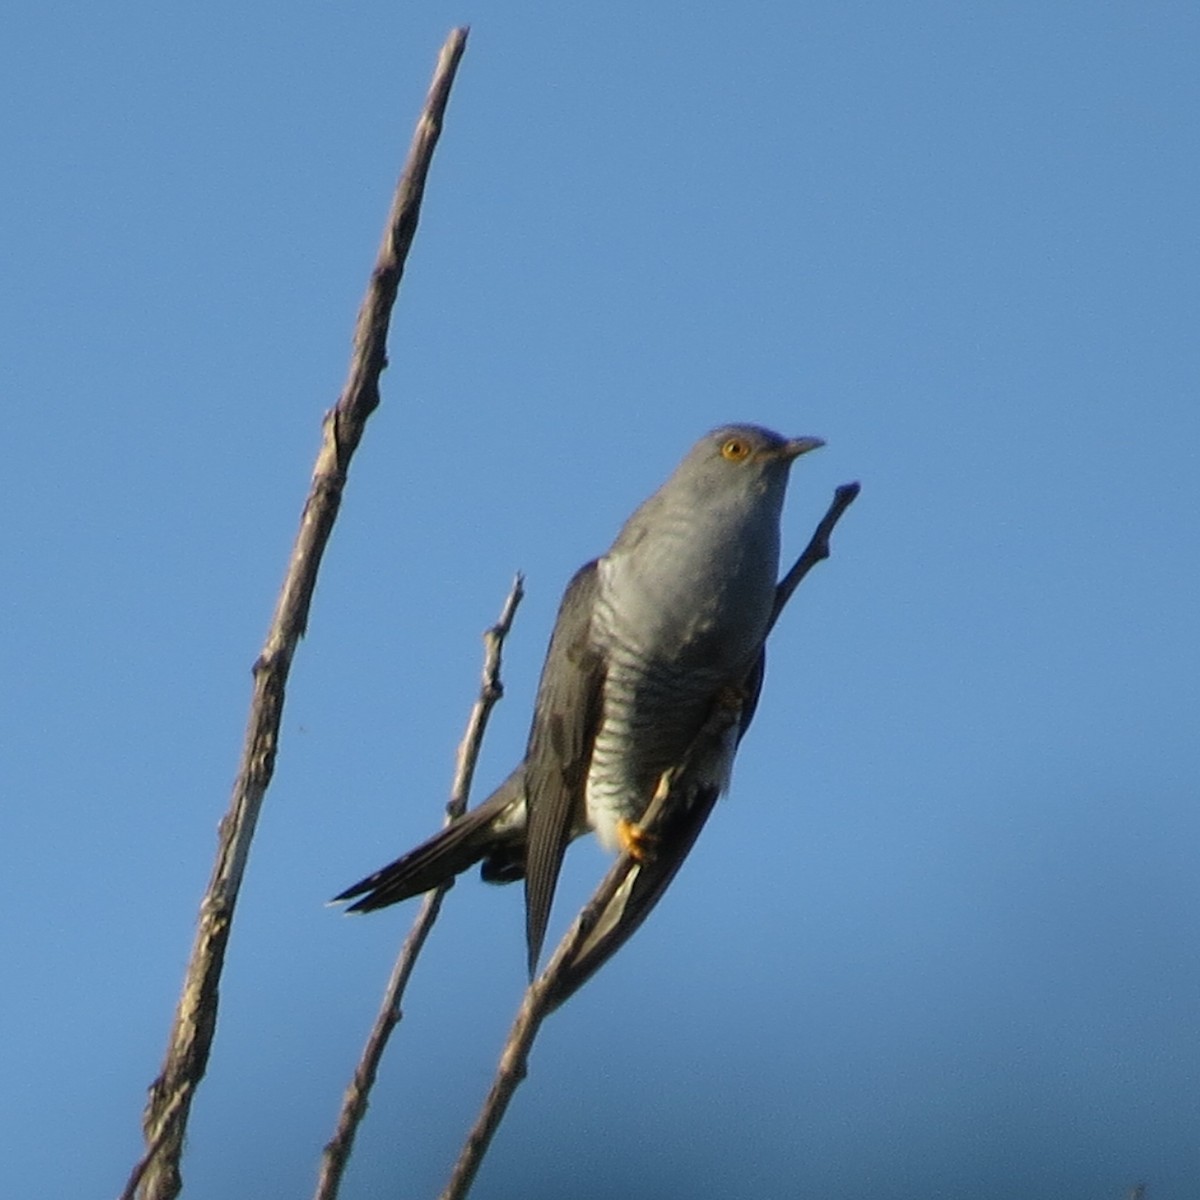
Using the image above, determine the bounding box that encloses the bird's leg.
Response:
[616,769,673,862]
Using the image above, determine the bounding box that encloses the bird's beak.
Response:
[778,435,825,461]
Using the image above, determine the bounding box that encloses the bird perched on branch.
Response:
[334,423,824,976]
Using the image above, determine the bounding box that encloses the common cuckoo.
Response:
[334,424,823,975]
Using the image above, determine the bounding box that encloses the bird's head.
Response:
[669,423,824,506]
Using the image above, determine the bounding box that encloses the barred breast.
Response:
[584,502,779,848]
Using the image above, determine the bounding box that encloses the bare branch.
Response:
[117,1090,186,1200]
[437,481,860,1200]
[129,28,470,1200]
[770,481,860,632]
[445,577,526,821]
[314,574,524,1200]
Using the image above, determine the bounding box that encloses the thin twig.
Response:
[128,28,470,1200]
[770,481,860,632]
[438,481,861,1200]
[445,578,526,821]
[314,575,524,1200]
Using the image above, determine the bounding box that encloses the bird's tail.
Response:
[332,770,525,912]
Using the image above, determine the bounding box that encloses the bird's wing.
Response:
[546,647,766,1007]
[523,561,607,976]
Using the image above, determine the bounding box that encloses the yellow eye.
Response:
[721,437,751,462]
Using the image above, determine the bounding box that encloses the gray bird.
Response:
[334,424,823,976]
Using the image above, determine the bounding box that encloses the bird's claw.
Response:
[616,817,657,863]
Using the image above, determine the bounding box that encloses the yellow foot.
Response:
[616,817,657,863]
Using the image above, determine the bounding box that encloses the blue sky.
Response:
[3,3,1198,1198]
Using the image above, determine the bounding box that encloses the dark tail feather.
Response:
[333,783,521,912]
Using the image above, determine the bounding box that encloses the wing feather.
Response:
[522,561,606,975]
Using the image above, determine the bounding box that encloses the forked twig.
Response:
[438,480,860,1200]
[126,28,470,1200]
[314,575,523,1200]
